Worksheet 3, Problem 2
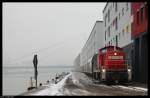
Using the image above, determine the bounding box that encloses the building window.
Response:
[126,25,129,33]
[126,3,128,11]
[116,35,118,46]
[113,37,115,46]
[108,26,110,37]
[122,29,124,36]
[131,22,133,34]
[105,31,106,41]
[105,18,106,27]
[111,40,112,45]
[110,22,112,29]
[108,9,110,22]
[105,14,107,27]
[115,3,117,12]
[113,19,115,26]
[141,7,144,23]
[119,32,121,39]
[115,17,118,30]
[119,13,120,20]
[122,8,124,16]
[137,11,139,25]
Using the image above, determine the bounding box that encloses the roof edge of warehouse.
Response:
[103,2,108,13]
[82,20,103,52]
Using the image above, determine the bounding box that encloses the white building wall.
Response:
[73,53,81,71]
[103,2,132,48]
[80,21,103,67]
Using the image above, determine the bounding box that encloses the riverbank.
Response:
[3,66,72,95]
[21,72,70,95]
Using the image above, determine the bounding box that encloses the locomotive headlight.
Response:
[114,52,117,55]
[102,69,106,73]
[128,69,131,72]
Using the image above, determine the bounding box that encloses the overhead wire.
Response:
[4,32,87,65]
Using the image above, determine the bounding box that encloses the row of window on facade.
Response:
[104,3,117,26]
[136,3,147,26]
[104,4,131,41]
[105,3,130,27]
[105,23,130,41]
[105,17,117,41]
[104,2,147,45]
[105,24,130,47]
[104,2,148,43]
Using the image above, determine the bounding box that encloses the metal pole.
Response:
[33,54,38,88]
[36,75,37,88]
[30,77,33,87]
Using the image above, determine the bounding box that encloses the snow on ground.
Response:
[131,87,147,92]
[27,72,94,96]
[30,74,71,95]
[26,72,147,96]
[70,72,93,87]
[115,85,148,92]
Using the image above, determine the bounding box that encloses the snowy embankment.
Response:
[29,73,71,95]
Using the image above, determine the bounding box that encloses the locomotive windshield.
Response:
[108,56,123,60]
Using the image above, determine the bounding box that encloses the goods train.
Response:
[80,46,132,83]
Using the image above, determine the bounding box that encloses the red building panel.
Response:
[131,2,148,38]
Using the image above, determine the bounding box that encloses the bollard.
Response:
[39,83,42,86]
[47,80,50,84]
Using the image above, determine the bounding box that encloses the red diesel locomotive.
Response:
[92,46,132,83]
[82,46,132,83]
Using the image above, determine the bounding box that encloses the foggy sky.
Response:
[3,3,106,67]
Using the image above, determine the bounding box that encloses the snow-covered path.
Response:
[25,72,147,96]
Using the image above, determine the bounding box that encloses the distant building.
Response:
[131,2,148,83]
[103,2,132,63]
[80,21,103,72]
